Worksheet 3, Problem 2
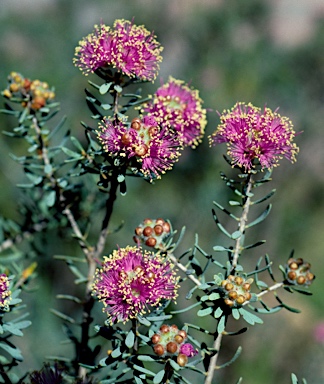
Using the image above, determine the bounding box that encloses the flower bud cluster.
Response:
[285,258,315,286]
[151,324,197,366]
[2,72,55,110]
[220,275,254,307]
[134,218,171,249]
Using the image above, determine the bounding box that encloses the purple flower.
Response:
[73,20,163,81]
[179,343,198,358]
[92,246,179,324]
[143,77,207,148]
[0,274,11,310]
[209,102,299,171]
[97,115,181,180]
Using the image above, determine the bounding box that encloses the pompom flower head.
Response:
[97,115,181,180]
[92,246,179,324]
[208,102,299,171]
[144,77,207,148]
[73,19,163,81]
[0,274,11,311]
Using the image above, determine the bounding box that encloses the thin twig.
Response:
[205,175,253,384]
[243,281,284,306]
[168,254,201,286]
[231,175,253,270]
[205,327,225,384]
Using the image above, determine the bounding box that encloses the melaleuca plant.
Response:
[0,18,314,384]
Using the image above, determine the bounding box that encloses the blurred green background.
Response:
[0,0,324,382]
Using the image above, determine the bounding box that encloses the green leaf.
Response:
[146,314,173,321]
[134,377,144,384]
[70,136,85,152]
[153,370,165,384]
[252,189,276,205]
[50,309,75,324]
[231,230,242,240]
[238,308,263,325]
[114,85,123,93]
[0,343,23,361]
[217,315,226,333]
[213,245,232,252]
[44,191,56,207]
[246,204,272,228]
[216,346,242,369]
[169,359,181,371]
[137,316,151,326]
[209,292,220,301]
[99,82,112,95]
[214,307,223,319]
[291,373,298,384]
[111,347,121,358]
[125,330,135,348]
[232,308,240,320]
[197,307,213,317]
[137,355,156,362]
[133,364,155,376]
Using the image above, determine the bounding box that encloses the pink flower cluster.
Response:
[73,19,163,81]
[97,114,181,180]
[144,77,207,148]
[209,102,299,171]
[0,274,11,310]
[92,246,179,324]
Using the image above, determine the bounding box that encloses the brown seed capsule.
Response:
[289,262,299,270]
[31,96,46,110]
[225,283,234,291]
[146,271,155,281]
[133,235,140,245]
[145,237,157,247]
[163,221,171,233]
[135,226,143,236]
[228,290,238,300]
[177,330,187,340]
[134,266,144,275]
[134,143,148,157]
[121,133,132,145]
[143,218,152,224]
[236,295,246,305]
[224,298,234,307]
[151,334,160,344]
[166,341,178,354]
[306,272,314,281]
[297,276,306,285]
[153,344,165,356]
[287,271,297,280]
[143,226,153,237]
[170,324,179,332]
[242,283,251,291]
[245,292,252,301]
[177,354,188,367]
[296,258,304,266]
[23,78,31,90]
[9,83,20,92]
[155,218,165,226]
[148,126,159,137]
[234,276,243,285]
[174,335,184,344]
[301,262,311,271]
[154,225,164,235]
[160,324,170,333]
[119,271,127,279]
[131,117,141,130]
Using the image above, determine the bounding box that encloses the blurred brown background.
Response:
[0,0,324,383]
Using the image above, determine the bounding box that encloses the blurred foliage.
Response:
[0,0,323,383]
